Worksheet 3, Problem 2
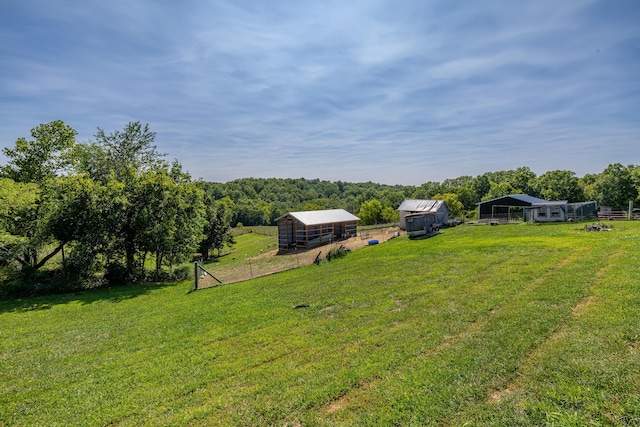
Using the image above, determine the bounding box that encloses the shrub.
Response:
[104,262,144,285]
[326,245,349,261]
[171,265,192,281]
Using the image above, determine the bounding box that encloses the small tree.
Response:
[433,193,464,218]
[381,206,399,224]
[358,199,383,225]
[200,196,234,259]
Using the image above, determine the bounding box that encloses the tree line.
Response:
[206,164,640,225]
[2,120,639,294]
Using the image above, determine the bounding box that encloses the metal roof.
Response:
[276,209,360,226]
[398,199,448,212]
[531,200,568,206]
[478,194,548,205]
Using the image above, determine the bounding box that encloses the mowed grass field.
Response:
[1,222,639,426]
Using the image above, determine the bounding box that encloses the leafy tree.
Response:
[411,181,443,200]
[629,165,640,203]
[44,175,124,282]
[358,199,383,225]
[532,170,584,202]
[1,120,76,183]
[510,166,537,196]
[469,174,491,205]
[135,170,205,273]
[483,180,517,201]
[480,167,537,200]
[381,206,398,223]
[433,193,464,218]
[199,196,234,260]
[586,163,637,209]
[93,121,166,182]
[0,178,39,267]
[0,122,77,272]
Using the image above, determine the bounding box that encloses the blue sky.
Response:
[1,0,638,185]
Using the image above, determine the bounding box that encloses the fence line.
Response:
[195,227,402,290]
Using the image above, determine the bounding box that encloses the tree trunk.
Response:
[34,242,65,270]
[155,251,163,272]
[125,242,135,275]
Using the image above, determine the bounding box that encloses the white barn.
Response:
[276,209,360,250]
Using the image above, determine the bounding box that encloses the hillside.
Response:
[1,222,639,426]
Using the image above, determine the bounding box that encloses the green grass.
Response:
[1,222,639,426]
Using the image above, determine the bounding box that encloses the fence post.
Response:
[194,262,199,290]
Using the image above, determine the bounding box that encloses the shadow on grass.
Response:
[0,281,179,315]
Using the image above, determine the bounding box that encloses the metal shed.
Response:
[276,209,360,250]
[398,199,449,230]
[477,194,547,222]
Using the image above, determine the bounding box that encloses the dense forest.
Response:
[1,120,639,294]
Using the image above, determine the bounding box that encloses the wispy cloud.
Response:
[1,0,638,184]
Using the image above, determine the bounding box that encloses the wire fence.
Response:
[194,226,402,290]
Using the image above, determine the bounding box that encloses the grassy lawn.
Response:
[200,231,289,284]
[1,222,639,426]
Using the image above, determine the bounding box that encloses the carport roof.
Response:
[477,194,548,205]
[531,200,568,206]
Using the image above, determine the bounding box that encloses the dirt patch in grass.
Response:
[486,379,522,404]
[324,379,379,415]
[572,295,596,317]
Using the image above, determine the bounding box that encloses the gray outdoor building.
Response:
[398,199,449,230]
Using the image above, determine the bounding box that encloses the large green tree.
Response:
[585,163,637,209]
[44,175,125,281]
[75,122,169,276]
[135,169,205,273]
[532,170,584,202]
